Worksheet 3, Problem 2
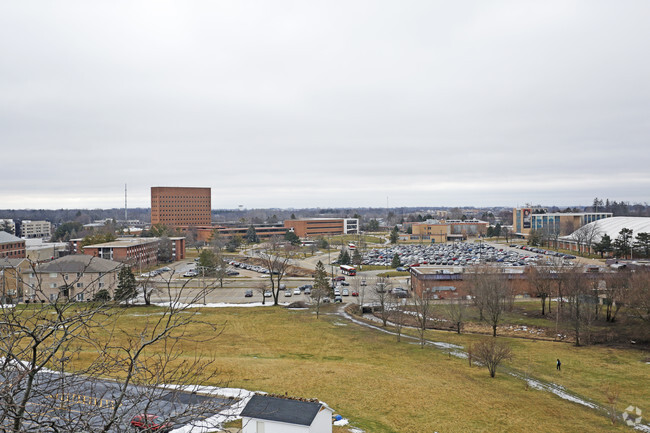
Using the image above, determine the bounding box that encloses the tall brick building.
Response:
[151,187,211,227]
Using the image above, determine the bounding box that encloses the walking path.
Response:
[332,306,650,432]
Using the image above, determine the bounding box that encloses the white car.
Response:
[284,290,292,297]
[264,291,272,298]
[293,288,301,295]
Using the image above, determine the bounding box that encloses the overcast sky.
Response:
[1,1,649,210]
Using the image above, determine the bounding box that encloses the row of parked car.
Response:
[511,245,576,259]
[228,260,275,274]
[139,267,171,278]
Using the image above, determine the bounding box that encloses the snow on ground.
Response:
[152,301,290,309]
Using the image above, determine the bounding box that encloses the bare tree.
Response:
[628,268,650,322]
[564,267,597,346]
[527,266,553,316]
[471,339,513,377]
[469,266,510,336]
[603,269,631,322]
[444,297,467,334]
[257,237,296,306]
[0,259,229,433]
[373,277,393,327]
[390,297,407,342]
[413,290,433,348]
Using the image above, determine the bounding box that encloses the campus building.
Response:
[76,237,186,266]
[409,219,489,242]
[513,207,612,238]
[558,216,650,255]
[283,218,359,238]
[151,186,211,227]
[0,232,26,259]
[20,220,52,239]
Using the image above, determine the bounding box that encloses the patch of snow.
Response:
[334,417,349,426]
[152,302,290,309]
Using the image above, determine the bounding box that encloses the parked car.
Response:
[351,291,359,297]
[334,295,343,303]
[342,288,349,296]
[244,290,253,297]
[360,280,367,286]
[396,267,407,272]
[226,270,239,276]
[304,288,311,295]
[293,288,301,295]
[284,290,292,297]
[183,270,198,277]
[333,289,341,296]
[322,297,330,303]
[333,276,345,281]
[159,267,172,272]
[263,291,272,298]
[130,414,172,432]
[339,281,350,286]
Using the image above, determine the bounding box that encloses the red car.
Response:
[333,276,345,281]
[130,414,172,432]
[351,291,359,297]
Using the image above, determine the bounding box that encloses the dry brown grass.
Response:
[61,305,645,432]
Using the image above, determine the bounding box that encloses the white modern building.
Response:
[21,220,52,239]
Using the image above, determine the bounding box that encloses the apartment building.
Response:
[23,255,121,302]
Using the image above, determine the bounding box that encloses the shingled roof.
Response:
[240,394,324,426]
[36,255,122,273]
[0,232,23,243]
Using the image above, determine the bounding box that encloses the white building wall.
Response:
[242,417,309,433]
[309,408,333,433]
[343,218,359,234]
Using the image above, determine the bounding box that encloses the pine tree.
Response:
[391,253,401,268]
[245,225,259,243]
[115,267,137,303]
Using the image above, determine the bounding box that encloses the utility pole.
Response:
[124,183,128,222]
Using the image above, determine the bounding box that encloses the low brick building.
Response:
[0,232,26,259]
[81,237,185,266]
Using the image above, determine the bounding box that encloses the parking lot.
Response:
[10,370,235,432]
[362,242,576,267]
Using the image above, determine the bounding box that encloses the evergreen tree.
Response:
[352,249,362,267]
[284,230,301,246]
[594,234,613,258]
[391,253,401,268]
[245,225,259,243]
[115,267,137,303]
[198,249,217,274]
[312,261,330,318]
[634,232,650,257]
[390,226,399,244]
[613,228,633,258]
[338,249,351,265]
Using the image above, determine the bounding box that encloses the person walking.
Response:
[556,359,561,371]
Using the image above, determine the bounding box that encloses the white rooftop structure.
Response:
[562,217,650,243]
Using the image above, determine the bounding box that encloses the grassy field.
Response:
[68,304,649,433]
